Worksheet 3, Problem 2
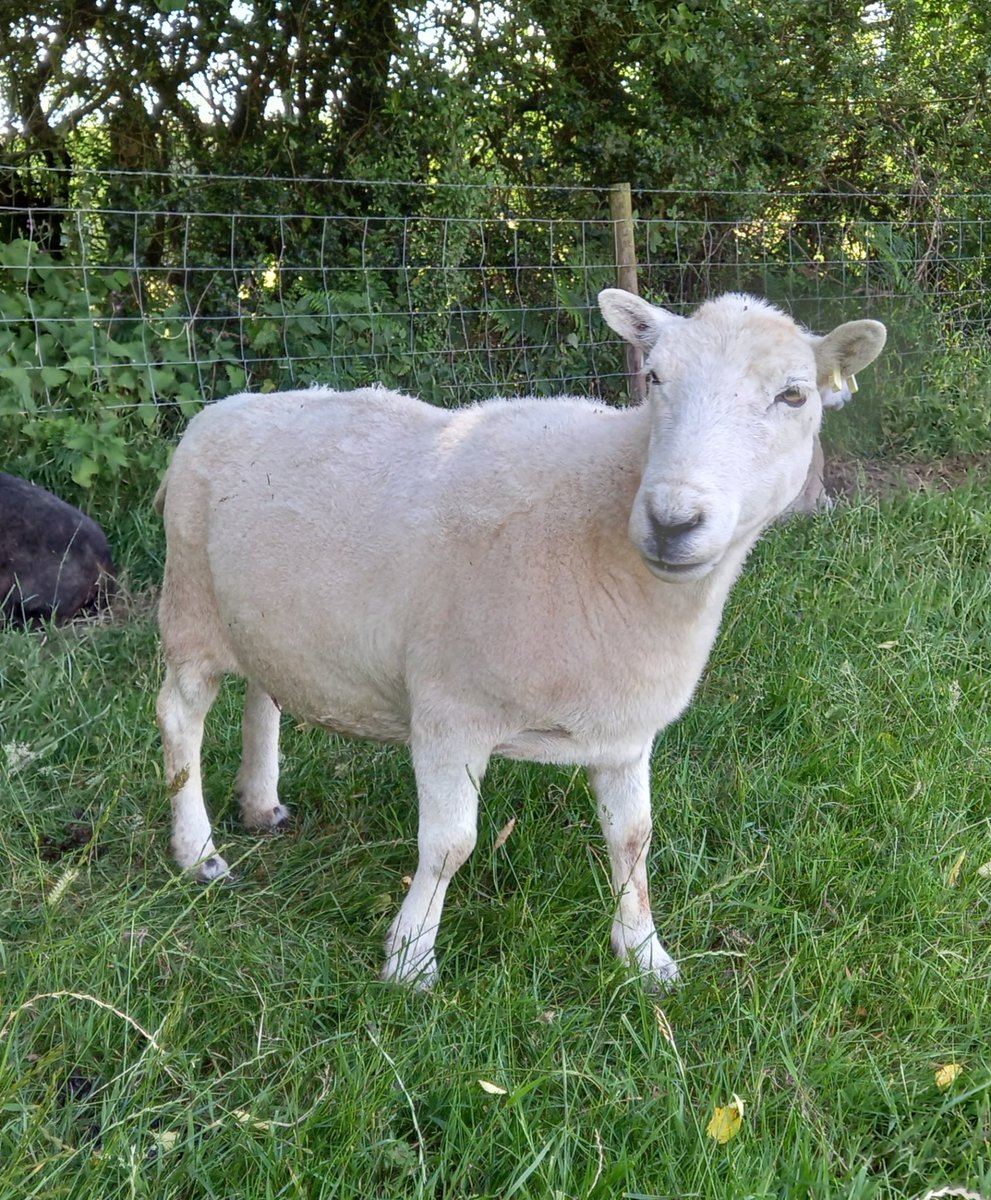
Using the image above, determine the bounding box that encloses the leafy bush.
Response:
[4,203,990,519]
[0,232,615,505]
[0,238,245,497]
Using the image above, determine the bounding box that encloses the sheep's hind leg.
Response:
[236,681,290,832]
[382,736,488,988]
[157,662,227,881]
[589,752,679,986]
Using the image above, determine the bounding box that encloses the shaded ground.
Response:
[825,451,990,501]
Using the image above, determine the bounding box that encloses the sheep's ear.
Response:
[598,289,682,351]
[814,319,886,391]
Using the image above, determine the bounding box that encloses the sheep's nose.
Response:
[647,510,705,562]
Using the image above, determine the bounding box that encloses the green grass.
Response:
[1,484,990,1199]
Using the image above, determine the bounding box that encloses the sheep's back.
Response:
[159,386,703,754]
[160,388,445,733]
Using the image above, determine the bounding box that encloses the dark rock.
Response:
[0,473,115,626]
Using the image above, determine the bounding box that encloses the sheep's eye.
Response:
[646,370,664,388]
[775,386,806,408]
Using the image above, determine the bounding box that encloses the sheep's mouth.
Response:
[641,554,717,582]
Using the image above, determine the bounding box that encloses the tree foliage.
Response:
[2,1,989,200]
[1,1,990,501]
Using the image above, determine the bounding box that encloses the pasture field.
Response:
[0,480,989,1200]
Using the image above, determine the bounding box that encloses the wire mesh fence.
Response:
[1,167,989,430]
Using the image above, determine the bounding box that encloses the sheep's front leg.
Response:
[589,752,679,986]
[157,664,227,881]
[382,738,487,988]
[235,681,290,831]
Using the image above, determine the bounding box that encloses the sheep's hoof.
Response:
[241,801,291,832]
[615,934,680,990]
[195,854,232,884]
[641,958,681,992]
[380,949,439,991]
[381,962,438,992]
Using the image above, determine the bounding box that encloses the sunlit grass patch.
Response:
[1,484,990,1198]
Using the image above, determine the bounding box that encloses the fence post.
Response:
[609,182,645,403]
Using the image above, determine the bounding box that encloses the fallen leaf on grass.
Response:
[977,861,991,880]
[232,1108,272,1132]
[200,1108,273,1135]
[478,1080,507,1095]
[946,850,967,888]
[934,1063,963,1091]
[706,1095,744,1144]
[493,817,517,852]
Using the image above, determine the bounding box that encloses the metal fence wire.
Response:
[1,169,988,422]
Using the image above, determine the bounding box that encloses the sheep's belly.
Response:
[247,671,412,744]
[493,727,642,766]
[491,676,697,766]
[271,690,410,743]
[311,711,411,743]
[494,728,574,762]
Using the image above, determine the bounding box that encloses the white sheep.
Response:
[155,290,885,987]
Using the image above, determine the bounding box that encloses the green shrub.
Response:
[0,238,236,497]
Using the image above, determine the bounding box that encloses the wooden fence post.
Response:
[609,182,645,403]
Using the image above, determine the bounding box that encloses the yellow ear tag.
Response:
[829,366,843,393]
[846,374,858,394]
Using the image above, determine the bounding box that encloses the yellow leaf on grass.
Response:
[478,1080,508,1095]
[493,817,517,852]
[946,850,967,888]
[233,1108,272,1132]
[935,1063,963,1091]
[706,1095,744,1144]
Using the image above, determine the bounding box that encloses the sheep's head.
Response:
[598,289,886,583]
